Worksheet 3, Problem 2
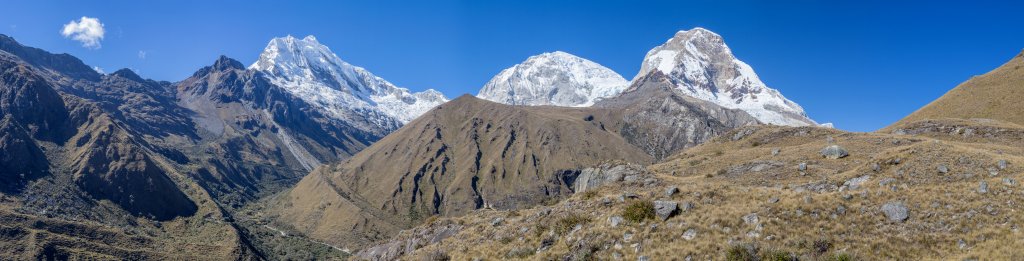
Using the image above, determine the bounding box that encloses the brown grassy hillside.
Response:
[373,119,1024,260]
[271,95,656,249]
[890,50,1024,128]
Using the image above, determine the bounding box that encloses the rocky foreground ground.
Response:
[353,119,1024,260]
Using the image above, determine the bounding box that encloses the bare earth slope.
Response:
[891,50,1024,128]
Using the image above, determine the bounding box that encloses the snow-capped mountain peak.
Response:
[634,28,817,126]
[250,35,448,123]
[477,51,628,107]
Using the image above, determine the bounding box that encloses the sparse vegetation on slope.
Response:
[363,120,1024,260]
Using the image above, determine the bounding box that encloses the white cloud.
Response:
[92,66,104,74]
[138,50,146,59]
[61,16,105,49]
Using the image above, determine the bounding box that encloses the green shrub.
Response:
[761,249,796,261]
[506,246,535,259]
[825,252,857,261]
[726,244,758,261]
[553,213,591,235]
[533,223,548,238]
[423,250,450,261]
[688,159,702,166]
[812,239,832,255]
[622,199,655,223]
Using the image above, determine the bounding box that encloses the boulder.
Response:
[742,213,759,225]
[842,175,871,190]
[653,201,679,221]
[608,216,624,227]
[682,228,697,240]
[820,145,849,159]
[680,201,695,212]
[665,186,679,197]
[573,164,647,192]
[881,202,909,222]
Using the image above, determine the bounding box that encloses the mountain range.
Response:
[350,49,1024,261]
[1,25,1015,260]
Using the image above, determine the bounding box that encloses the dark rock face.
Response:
[0,116,48,192]
[596,71,760,160]
[0,51,198,220]
[0,57,71,141]
[68,113,197,220]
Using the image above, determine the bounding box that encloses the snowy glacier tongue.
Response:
[249,35,448,124]
[634,28,817,126]
[477,51,628,107]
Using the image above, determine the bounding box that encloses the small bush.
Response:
[533,223,548,237]
[424,215,439,224]
[825,252,857,261]
[761,249,796,261]
[622,199,655,223]
[725,244,758,261]
[498,235,515,244]
[422,249,450,261]
[688,159,702,166]
[506,246,535,259]
[812,239,832,255]
[553,213,591,235]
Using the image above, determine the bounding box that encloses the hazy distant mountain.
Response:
[477,51,628,107]
[250,35,448,124]
[635,27,816,126]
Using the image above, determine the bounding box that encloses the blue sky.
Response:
[2,1,1023,132]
